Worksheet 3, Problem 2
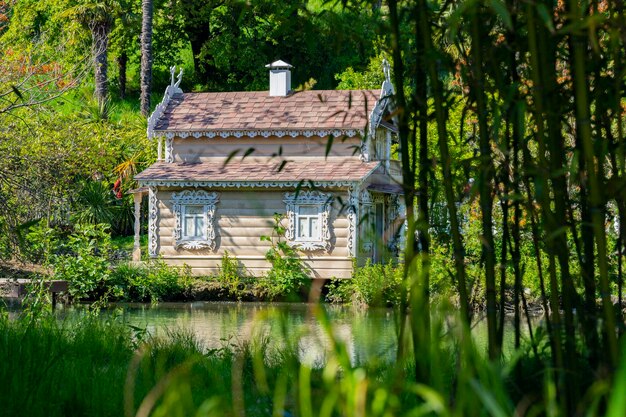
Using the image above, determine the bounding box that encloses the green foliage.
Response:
[109,259,192,302]
[2,311,625,417]
[0,316,134,417]
[73,180,118,226]
[335,51,387,90]
[50,223,113,299]
[24,221,61,265]
[215,251,250,299]
[72,179,135,236]
[0,99,148,258]
[259,214,310,300]
[173,0,381,91]
[326,260,403,307]
[19,276,54,322]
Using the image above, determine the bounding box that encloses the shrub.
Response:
[259,214,311,300]
[110,259,192,302]
[326,260,403,307]
[24,221,61,265]
[50,223,115,300]
[216,251,249,298]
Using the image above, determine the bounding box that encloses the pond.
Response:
[51,302,537,365]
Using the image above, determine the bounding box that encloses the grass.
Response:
[111,234,148,255]
[0,314,276,417]
[1,308,624,417]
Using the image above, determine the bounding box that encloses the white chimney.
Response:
[266,60,292,96]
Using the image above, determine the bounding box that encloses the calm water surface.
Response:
[52,302,536,364]
[81,302,397,364]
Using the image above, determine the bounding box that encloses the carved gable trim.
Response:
[147,66,183,140]
[364,59,395,162]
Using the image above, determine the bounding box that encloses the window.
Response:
[172,190,219,250]
[183,205,205,239]
[297,205,320,240]
[284,191,332,251]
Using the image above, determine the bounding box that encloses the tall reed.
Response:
[383,0,625,412]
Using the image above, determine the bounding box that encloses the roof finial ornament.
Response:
[382,59,391,83]
[169,66,183,92]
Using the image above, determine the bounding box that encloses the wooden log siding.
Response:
[154,189,354,278]
[172,136,363,162]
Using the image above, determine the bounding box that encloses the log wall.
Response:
[172,136,362,163]
[154,188,354,278]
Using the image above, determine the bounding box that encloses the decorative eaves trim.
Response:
[152,129,363,140]
[137,180,360,189]
[347,186,359,257]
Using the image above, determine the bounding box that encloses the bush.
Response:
[216,251,250,299]
[326,260,404,307]
[259,214,311,300]
[50,224,114,300]
[110,259,192,302]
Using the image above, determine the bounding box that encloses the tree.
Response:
[61,0,117,107]
[0,39,89,115]
[110,0,139,99]
[140,0,153,116]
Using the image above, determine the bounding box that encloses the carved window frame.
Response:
[283,191,332,251]
[172,190,219,250]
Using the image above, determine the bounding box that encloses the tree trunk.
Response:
[91,21,110,108]
[118,52,127,100]
[141,0,154,117]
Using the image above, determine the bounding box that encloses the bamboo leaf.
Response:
[298,366,313,417]
[410,384,447,415]
[277,160,288,172]
[325,135,334,159]
[241,147,255,160]
[11,85,24,101]
[606,345,626,417]
[535,4,555,34]
[469,379,511,417]
[487,0,512,31]
[223,149,239,167]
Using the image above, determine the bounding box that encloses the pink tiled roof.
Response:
[135,158,380,183]
[154,90,380,132]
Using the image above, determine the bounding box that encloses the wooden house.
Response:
[133,61,405,278]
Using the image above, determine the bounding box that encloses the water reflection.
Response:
[24,301,539,365]
[98,302,400,366]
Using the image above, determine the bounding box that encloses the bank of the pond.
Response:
[0,256,580,315]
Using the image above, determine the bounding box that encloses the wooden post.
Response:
[157,136,163,161]
[133,192,142,262]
